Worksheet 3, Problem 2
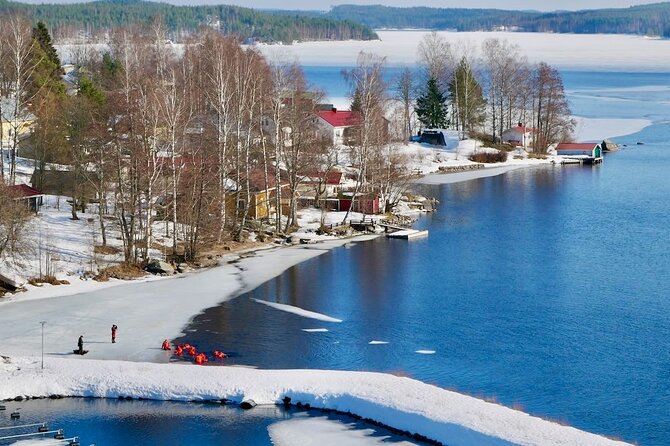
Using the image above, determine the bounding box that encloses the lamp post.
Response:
[40,321,46,369]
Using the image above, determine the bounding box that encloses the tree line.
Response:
[0,0,379,43]
[0,18,572,271]
[0,16,396,267]
[322,3,670,37]
[397,33,573,153]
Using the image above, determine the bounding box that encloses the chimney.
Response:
[518,122,523,127]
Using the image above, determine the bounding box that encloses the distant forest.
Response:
[301,3,670,37]
[0,0,379,43]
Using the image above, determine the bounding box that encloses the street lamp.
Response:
[40,321,46,369]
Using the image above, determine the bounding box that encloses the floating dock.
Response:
[386,229,429,239]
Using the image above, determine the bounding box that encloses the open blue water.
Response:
[175,69,670,446]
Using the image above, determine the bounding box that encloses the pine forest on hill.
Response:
[315,3,670,37]
[0,0,378,43]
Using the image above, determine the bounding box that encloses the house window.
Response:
[237,199,246,210]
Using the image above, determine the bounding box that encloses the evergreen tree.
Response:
[32,21,61,71]
[449,57,485,137]
[415,77,448,129]
[350,86,362,112]
[28,21,65,98]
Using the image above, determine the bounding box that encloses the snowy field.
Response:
[259,30,670,72]
[0,356,632,446]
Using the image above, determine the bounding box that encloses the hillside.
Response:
[0,0,379,43]
[317,3,670,37]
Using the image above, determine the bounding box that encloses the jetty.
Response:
[348,219,429,240]
[386,229,429,239]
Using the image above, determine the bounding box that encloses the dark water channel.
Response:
[0,398,420,446]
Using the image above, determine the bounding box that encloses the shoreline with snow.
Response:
[0,234,379,363]
[0,116,648,445]
[0,357,632,446]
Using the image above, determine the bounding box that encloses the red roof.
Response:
[507,123,535,133]
[9,184,43,199]
[556,143,599,151]
[317,110,361,128]
[325,171,343,185]
[508,126,534,133]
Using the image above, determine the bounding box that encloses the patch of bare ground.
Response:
[193,240,273,267]
[94,245,122,255]
[28,276,71,286]
[94,263,145,282]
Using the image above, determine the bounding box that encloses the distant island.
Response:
[278,3,670,37]
[0,0,378,43]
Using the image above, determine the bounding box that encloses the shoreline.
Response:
[0,163,632,446]
[0,233,380,363]
[0,356,632,446]
[0,159,600,362]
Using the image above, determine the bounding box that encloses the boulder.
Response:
[145,260,174,275]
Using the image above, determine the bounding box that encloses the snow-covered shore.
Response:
[0,357,631,446]
[0,125,642,445]
[0,235,378,362]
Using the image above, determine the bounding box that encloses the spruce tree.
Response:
[32,21,61,70]
[416,77,448,129]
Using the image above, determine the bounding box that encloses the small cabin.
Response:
[502,123,534,148]
[555,143,603,164]
[8,184,43,213]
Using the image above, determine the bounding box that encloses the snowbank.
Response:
[0,356,632,446]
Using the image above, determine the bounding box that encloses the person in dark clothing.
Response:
[111,325,118,343]
[77,335,84,354]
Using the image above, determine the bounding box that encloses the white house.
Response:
[316,108,361,146]
[502,123,534,148]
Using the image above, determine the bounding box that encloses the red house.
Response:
[338,192,381,215]
[8,184,43,213]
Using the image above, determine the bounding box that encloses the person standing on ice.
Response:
[77,335,84,354]
[111,324,118,343]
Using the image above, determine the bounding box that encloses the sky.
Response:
[150,0,662,10]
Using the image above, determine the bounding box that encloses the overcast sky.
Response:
[159,0,661,10]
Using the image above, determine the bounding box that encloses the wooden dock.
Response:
[347,219,428,239]
[386,229,429,239]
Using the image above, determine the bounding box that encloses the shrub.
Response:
[94,263,144,282]
[468,150,508,163]
[28,276,70,286]
[94,245,121,255]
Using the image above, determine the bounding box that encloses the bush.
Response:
[468,150,508,163]
[94,245,121,255]
[94,263,144,282]
[28,276,70,286]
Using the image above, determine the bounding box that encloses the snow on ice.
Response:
[0,356,632,446]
